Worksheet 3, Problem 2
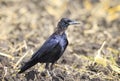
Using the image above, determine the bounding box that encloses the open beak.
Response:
[69,20,80,25]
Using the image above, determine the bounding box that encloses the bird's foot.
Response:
[46,70,51,77]
[49,69,56,77]
[45,69,56,77]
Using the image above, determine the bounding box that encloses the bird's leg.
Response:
[45,63,51,77]
[45,63,49,70]
[49,63,56,76]
[50,63,54,70]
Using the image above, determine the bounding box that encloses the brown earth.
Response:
[0,0,120,81]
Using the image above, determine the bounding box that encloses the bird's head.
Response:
[57,18,80,30]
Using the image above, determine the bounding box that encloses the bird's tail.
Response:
[18,59,38,74]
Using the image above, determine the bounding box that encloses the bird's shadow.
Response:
[24,70,65,81]
[25,70,38,81]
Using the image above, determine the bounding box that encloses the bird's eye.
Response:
[65,20,71,24]
[65,22,68,24]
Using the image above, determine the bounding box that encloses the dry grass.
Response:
[0,0,120,81]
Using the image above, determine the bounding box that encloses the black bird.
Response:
[18,18,79,73]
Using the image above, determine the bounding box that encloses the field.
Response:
[0,0,120,81]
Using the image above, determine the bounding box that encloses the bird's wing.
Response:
[31,35,59,60]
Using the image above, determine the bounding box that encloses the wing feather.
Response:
[31,36,59,60]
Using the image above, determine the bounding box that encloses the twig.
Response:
[13,50,30,69]
[0,52,14,60]
[97,41,106,55]
[94,41,107,66]
[23,40,27,49]
[2,66,8,81]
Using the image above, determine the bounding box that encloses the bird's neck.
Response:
[54,27,66,35]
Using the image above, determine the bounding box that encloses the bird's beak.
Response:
[69,20,80,25]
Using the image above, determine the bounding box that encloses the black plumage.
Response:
[18,18,79,73]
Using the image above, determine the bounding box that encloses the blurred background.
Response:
[0,0,120,81]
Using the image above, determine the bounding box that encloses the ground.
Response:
[0,0,120,81]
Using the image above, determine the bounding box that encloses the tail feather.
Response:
[18,59,38,74]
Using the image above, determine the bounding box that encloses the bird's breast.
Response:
[57,35,68,51]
